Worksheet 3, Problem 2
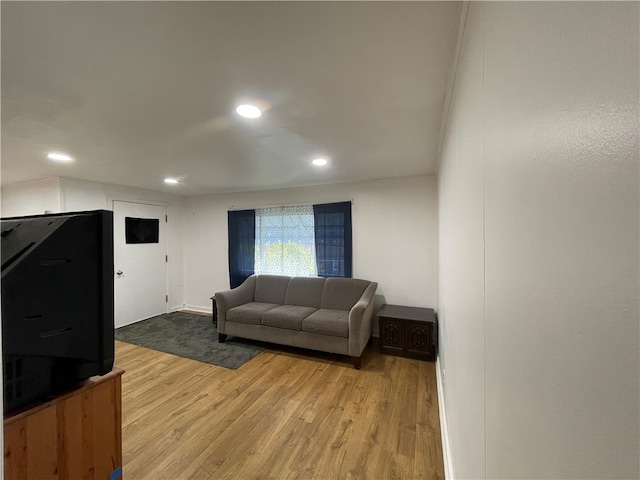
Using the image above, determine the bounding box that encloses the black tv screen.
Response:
[1,210,114,414]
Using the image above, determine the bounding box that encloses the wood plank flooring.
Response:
[115,338,444,480]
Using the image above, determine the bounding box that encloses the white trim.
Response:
[115,316,148,328]
[182,304,212,314]
[436,355,454,479]
[107,195,168,210]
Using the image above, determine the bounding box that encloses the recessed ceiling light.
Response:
[235,104,262,119]
[47,152,73,163]
[164,178,179,185]
[312,158,328,166]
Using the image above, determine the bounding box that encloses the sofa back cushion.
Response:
[255,275,291,304]
[321,278,371,311]
[285,277,326,308]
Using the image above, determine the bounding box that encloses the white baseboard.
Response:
[182,304,212,314]
[436,356,454,479]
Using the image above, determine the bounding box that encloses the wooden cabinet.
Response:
[4,368,124,480]
[378,305,437,361]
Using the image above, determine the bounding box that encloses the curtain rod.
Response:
[228,199,353,211]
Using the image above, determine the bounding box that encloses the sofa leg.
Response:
[352,356,362,370]
[218,333,227,343]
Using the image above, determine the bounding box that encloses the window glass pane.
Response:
[255,206,317,277]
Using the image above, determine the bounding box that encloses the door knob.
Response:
[116,270,123,276]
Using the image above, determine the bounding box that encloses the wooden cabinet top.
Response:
[376,305,436,323]
[4,367,125,424]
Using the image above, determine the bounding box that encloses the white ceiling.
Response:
[1,2,461,196]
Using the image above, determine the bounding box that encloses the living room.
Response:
[2,2,638,480]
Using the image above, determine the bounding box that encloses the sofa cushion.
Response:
[255,275,291,304]
[227,302,279,325]
[321,278,370,311]
[284,277,326,308]
[261,305,317,331]
[302,309,349,338]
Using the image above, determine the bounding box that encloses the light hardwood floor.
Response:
[116,338,444,480]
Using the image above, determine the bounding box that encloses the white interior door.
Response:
[113,200,168,328]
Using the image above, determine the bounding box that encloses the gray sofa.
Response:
[214,274,378,369]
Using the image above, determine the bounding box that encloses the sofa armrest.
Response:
[348,282,378,356]
[214,275,256,333]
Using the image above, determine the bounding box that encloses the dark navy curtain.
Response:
[228,210,255,288]
[313,202,352,278]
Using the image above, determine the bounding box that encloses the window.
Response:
[227,201,352,286]
[255,206,317,276]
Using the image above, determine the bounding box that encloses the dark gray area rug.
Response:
[115,311,266,369]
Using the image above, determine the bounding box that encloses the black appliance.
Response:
[1,210,114,414]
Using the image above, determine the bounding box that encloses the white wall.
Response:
[437,2,485,477]
[59,178,185,311]
[1,177,61,217]
[182,175,438,334]
[438,3,639,479]
[0,177,185,310]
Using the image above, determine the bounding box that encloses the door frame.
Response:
[109,196,170,326]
